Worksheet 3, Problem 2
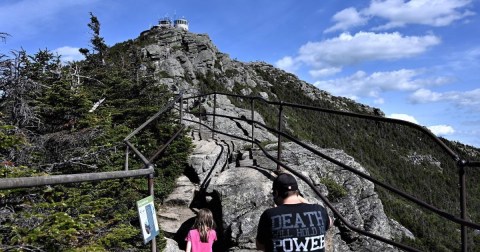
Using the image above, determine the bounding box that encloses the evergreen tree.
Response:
[0,49,60,129]
[79,12,108,66]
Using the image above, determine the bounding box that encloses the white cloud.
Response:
[275,56,299,74]
[295,32,440,75]
[410,88,442,102]
[54,46,85,62]
[427,125,455,136]
[388,113,420,124]
[446,46,480,71]
[374,98,385,104]
[309,67,342,78]
[387,114,455,136]
[313,69,448,99]
[465,47,480,60]
[324,7,368,33]
[410,88,480,109]
[365,0,475,30]
[324,0,474,32]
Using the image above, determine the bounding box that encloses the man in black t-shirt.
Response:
[256,173,332,252]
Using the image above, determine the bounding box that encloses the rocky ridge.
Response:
[138,26,384,116]
[140,26,414,251]
[158,96,413,251]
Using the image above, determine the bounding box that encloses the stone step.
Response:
[163,175,197,207]
[158,205,196,237]
[236,158,257,167]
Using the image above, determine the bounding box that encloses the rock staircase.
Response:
[158,128,257,251]
[158,96,416,251]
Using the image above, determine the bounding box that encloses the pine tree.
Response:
[79,12,108,66]
[0,49,60,129]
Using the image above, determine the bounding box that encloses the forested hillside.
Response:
[1,14,479,252]
[0,18,191,251]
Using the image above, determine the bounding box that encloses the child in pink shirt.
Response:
[186,208,217,252]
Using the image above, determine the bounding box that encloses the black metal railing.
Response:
[2,89,479,251]
[181,91,480,252]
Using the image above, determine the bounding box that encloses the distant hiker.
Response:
[256,173,332,252]
[186,208,217,252]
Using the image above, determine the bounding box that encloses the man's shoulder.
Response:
[266,203,325,212]
[283,203,325,208]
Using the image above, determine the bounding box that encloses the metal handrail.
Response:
[190,111,480,230]
[187,91,461,160]
[4,89,474,251]
[0,168,154,190]
[124,91,183,142]
[183,117,421,252]
[148,125,186,163]
[182,91,480,252]
[123,92,185,166]
[121,91,185,252]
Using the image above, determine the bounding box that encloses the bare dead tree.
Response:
[69,63,82,89]
[0,50,44,128]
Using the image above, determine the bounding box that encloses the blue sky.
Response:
[1,0,479,147]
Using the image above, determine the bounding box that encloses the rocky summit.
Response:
[138,26,383,116]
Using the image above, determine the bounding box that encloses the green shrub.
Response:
[320,178,347,202]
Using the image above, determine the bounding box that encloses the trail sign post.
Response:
[137,195,159,244]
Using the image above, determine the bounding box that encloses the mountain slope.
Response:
[1,24,479,251]
[137,26,480,251]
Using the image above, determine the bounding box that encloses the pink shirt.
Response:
[186,229,217,252]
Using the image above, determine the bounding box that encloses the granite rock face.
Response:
[207,142,413,251]
[160,136,413,251]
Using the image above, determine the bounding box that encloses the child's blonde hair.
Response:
[193,208,216,243]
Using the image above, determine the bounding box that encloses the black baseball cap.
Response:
[273,173,298,192]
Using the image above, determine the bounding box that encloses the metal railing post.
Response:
[186,98,189,126]
[251,98,255,150]
[148,169,156,252]
[198,98,202,137]
[213,93,217,139]
[179,93,183,124]
[125,145,129,171]
[459,160,467,252]
[277,103,283,171]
